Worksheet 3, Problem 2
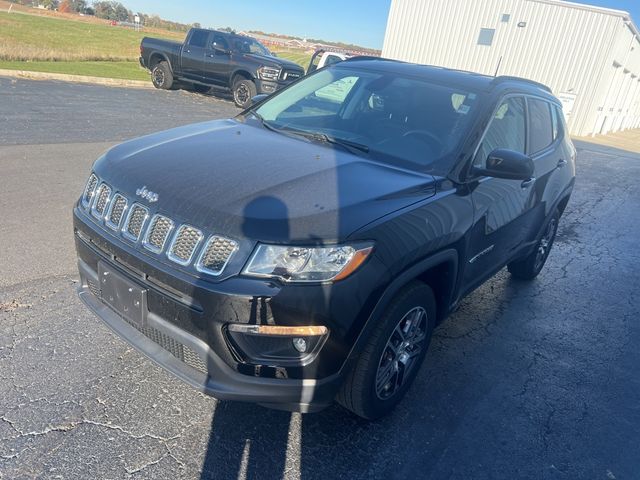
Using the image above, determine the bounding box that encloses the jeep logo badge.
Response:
[136,186,159,203]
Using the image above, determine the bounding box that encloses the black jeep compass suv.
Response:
[73,58,575,419]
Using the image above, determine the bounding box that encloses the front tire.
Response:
[151,61,174,90]
[336,282,436,420]
[232,78,256,108]
[508,209,560,280]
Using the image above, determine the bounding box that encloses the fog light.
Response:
[292,337,307,353]
[225,324,329,366]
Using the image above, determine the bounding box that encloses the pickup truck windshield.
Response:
[233,37,271,56]
[254,67,480,172]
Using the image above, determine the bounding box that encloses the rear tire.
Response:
[232,78,256,108]
[151,61,174,90]
[508,209,560,280]
[336,282,436,420]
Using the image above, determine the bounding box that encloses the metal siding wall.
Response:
[382,0,640,136]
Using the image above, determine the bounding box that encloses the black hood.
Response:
[244,53,304,72]
[94,120,436,243]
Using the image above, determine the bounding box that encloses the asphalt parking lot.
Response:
[1,77,639,480]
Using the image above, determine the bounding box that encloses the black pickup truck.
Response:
[140,28,305,108]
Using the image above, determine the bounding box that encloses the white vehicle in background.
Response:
[307,50,353,73]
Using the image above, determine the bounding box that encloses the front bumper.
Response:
[73,206,389,411]
[77,257,341,412]
[255,78,299,95]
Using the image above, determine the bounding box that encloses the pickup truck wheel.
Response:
[508,209,560,280]
[151,61,174,90]
[336,282,436,420]
[232,79,256,108]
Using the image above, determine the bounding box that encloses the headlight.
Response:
[243,244,373,282]
[258,66,281,81]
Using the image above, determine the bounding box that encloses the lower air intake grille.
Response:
[120,315,207,374]
[196,236,238,275]
[144,215,174,253]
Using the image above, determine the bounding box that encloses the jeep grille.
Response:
[168,225,203,265]
[80,176,238,276]
[197,236,238,275]
[144,215,174,253]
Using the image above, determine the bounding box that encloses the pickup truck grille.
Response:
[80,176,238,276]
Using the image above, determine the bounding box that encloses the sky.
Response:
[121,0,640,50]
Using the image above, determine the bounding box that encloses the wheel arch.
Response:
[231,70,255,86]
[149,52,171,71]
[342,249,459,375]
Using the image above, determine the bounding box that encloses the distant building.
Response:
[382,0,640,136]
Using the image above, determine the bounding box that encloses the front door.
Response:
[181,30,210,81]
[203,33,234,86]
[463,95,535,291]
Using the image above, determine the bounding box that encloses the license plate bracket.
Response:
[98,261,147,328]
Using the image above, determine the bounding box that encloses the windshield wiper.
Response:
[249,111,279,133]
[278,127,370,155]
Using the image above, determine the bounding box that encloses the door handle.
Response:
[521,177,535,188]
[557,158,567,168]
[186,49,191,53]
[207,53,215,58]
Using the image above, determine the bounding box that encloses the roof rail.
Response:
[491,75,552,93]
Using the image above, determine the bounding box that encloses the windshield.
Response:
[253,67,480,173]
[233,37,271,56]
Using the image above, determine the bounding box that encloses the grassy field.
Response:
[0,60,149,80]
[0,9,311,81]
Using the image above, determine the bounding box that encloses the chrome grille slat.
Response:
[168,225,203,265]
[105,194,128,230]
[81,174,99,208]
[122,203,149,242]
[196,236,238,275]
[80,174,235,276]
[91,183,112,220]
[143,215,174,253]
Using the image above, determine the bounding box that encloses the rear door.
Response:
[181,30,211,81]
[203,33,234,86]
[463,95,535,290]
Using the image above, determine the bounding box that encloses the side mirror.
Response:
[250,94,269,106]
[474,149,534,180]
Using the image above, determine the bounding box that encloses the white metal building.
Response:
[382,0,640,136]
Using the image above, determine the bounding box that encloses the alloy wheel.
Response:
[375,306,428,400]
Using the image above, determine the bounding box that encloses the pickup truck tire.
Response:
[232,78,256,108]
[336,282,436,420]
[151,61,174,90]
[508,208,560,280]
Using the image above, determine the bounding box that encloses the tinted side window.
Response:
[189,30,209,48]
[475,96,526,167]
[212,34,229,51]
[528,98,553,153]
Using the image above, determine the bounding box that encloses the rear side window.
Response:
[189,30,209,48]
[528,98,554,153]
[475,96,526,167]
